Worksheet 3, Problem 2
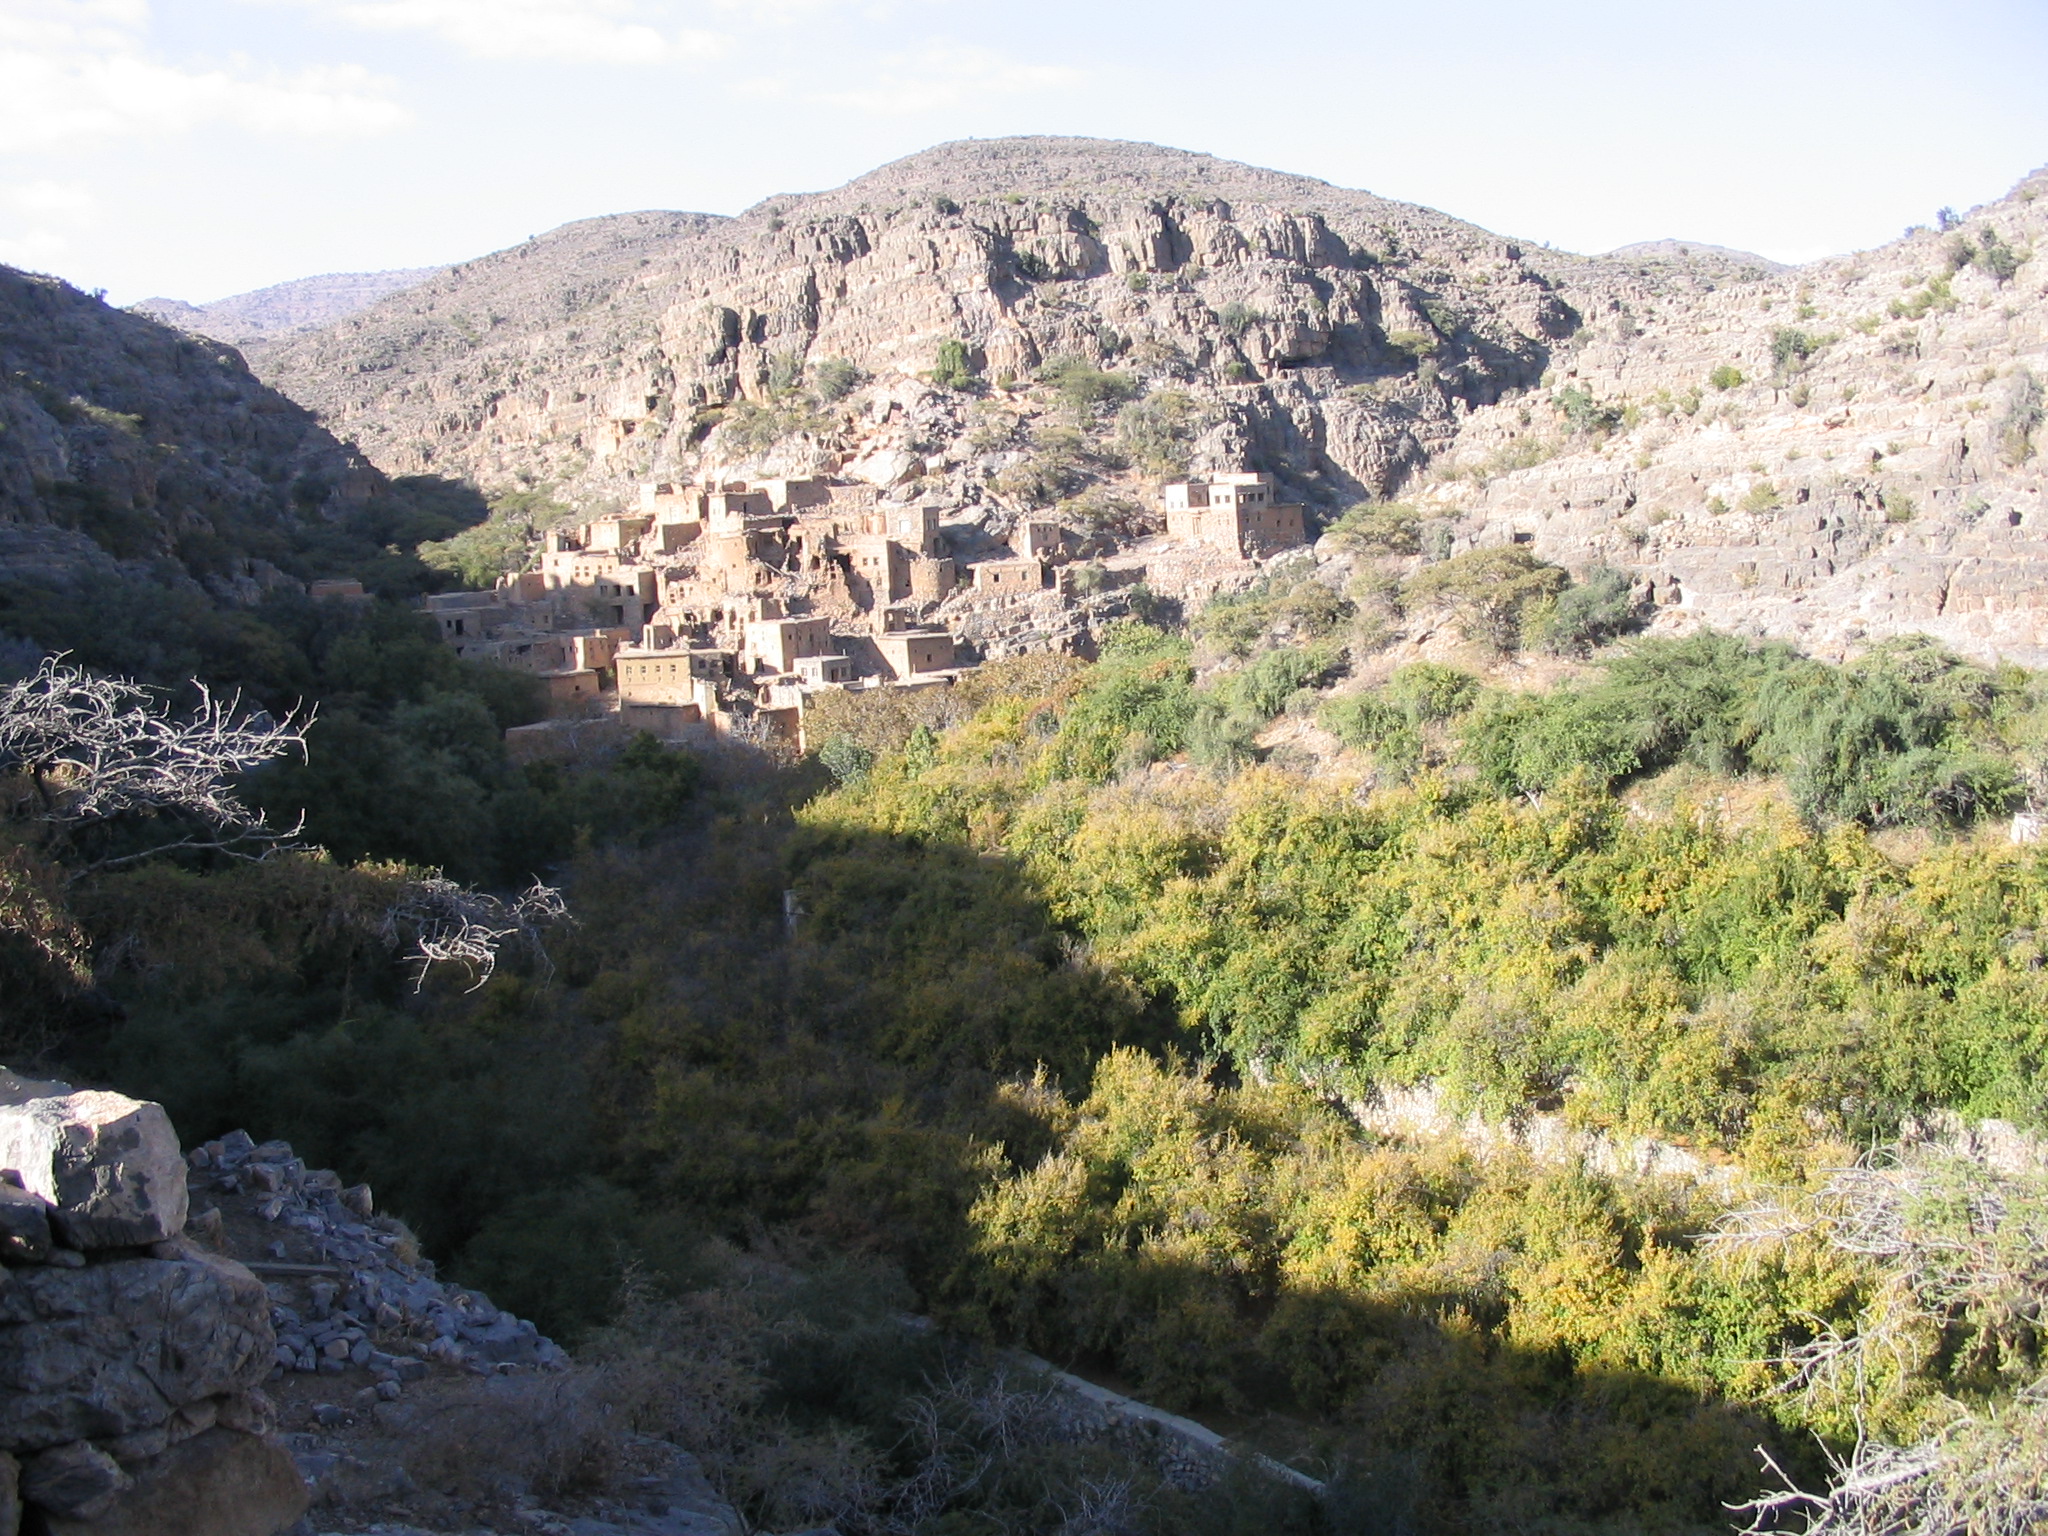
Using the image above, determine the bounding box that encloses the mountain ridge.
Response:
[131,266,448,345]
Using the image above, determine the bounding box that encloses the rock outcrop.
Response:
[0,1070,186,1248]
[1430,168,2048,662]
[246,136,2048,663]
[0,1072,306,1536]
[250,138,1605,508]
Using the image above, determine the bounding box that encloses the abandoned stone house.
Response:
[1162,473,1306,557]
[742,615,835,675]
[424,475,1001,745]
[876,628,955,680]
[973,557,1047,594]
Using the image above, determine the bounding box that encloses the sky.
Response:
[3,0,2045,306]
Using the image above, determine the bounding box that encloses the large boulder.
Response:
[18,1441,129,1521]
[0,1072,187,1249]
[35,1428,308,1536]
[0,1250,272,1453]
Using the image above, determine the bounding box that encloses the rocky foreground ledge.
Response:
[0,1070,699,1536]
[0,1068,300,1535]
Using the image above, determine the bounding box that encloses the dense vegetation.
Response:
[8,513,2048,1531]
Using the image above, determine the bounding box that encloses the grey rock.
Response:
[99,1423,169,1464]
[37,1428,309,1536]
[20,1440,131,1520]
[0,1451,17,1536]
[211,1390,273,1438]
[0,1249,272,1453]
[0,1072,187,1249]
[0,1183,51,1264]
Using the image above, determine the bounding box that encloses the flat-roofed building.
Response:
[743,616,834,675]
[973,558,1045,594]
[876,629,955,680]
[1162,473,1306,557]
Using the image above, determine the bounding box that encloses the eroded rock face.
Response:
[18,1440,130,1521]
[0,1250,272,1452]
[35,1427,309,1536]
[0,1072,187,1249]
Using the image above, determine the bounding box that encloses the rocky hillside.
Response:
[251,138,1653,502]
[0,265,387,606]
[132,266,445,345]
[1431,168,2048,662]
[249,136,2048,661]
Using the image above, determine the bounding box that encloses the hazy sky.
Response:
[4,0,2045,305]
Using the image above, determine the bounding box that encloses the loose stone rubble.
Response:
[189,1131,566,1381]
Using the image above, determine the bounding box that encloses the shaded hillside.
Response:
[0,265,506,689]
[132,266,445,344]
[0,265,385,595]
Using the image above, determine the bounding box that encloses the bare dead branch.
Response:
[0,655,308,838]
[380,877,570,990]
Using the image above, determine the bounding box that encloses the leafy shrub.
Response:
[1387,662,1480,722]
[1322,501,1422,556]
[1039,624,1196,782]
[992,426,1099,506]
[1464,688,1645,794]
[1889,275,1957,319]
[1554,385,1623,437]
[1741,481,1784,513]
[930,339,979,391]
[1527,566,1646,655]
[1769,327,1833,379]
[1401,546,1568,653]
[811,357,863,403]
[1216,301,1262,336]
[1999,369,2043,466]
[1710,365,1745,391]
[1038,356,1137,414]
[1192,571,1354,658]
[420,489,579,588]
[1115,391,1210,475]
[1382,328,1435,363]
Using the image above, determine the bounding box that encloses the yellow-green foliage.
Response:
[817,645,2048,1147]
[957,1049,1870,1527]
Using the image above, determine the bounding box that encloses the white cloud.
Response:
[0,227,74,271]
[813,43,1083,114]
[0,176,93,272]
[0,1,410,151]
[5,180,96,217]
[307,0,727,64]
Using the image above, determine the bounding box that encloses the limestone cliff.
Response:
[250,138,1622,505]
